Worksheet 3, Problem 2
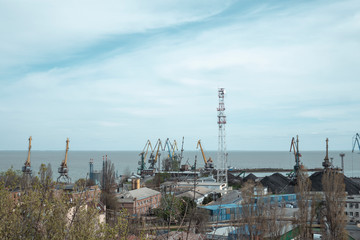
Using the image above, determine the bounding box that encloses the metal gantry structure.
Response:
[57,138,71,183]
[352,133,360,152]
[289,135,301,182]
[322,138,331,170]
[216,88,228,187]
[138,137,184,175]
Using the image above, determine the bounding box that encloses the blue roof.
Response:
[200,193,297,211]
[201,203,242,211]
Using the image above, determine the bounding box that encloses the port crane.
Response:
[172,140,179,159]
[163,138,174,160]
[138,140,153,175]
[352,133,360,152]
[148,139,162,170]
[162,138,182,171]
[197,140,214,170]
[289,135,302,182]
[22,136,32,175]
[57,138,71,183]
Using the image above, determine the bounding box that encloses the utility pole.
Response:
[216,88,228,189]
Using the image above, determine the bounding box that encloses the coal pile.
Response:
[228,172,242,186]
[310,171,360,195]
[260,173,295,194]
[243,173,257,183]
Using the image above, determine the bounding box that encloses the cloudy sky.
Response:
[1,0,359,151]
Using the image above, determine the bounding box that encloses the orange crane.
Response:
[138,140,153,174]
[57,138,71,183]
[149,139,162,170]
[22,136,32,174]
[172,140,179,159]
[197,140,214,169]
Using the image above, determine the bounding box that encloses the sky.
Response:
[0,0,359,151]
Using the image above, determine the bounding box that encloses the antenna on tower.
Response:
[216,88,228,189]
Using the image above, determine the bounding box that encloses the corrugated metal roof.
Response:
[128,187,160,200]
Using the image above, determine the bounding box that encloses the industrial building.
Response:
[201,194,297,222]
[345,195,360,223]
[176,186,215,205]
[116,187,161,216]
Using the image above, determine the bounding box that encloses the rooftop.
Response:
[117,187,160,201]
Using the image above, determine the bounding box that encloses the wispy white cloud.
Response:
[0,0,359,150]
[0,0,233,70]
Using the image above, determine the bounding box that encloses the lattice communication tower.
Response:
[217,88,228,187]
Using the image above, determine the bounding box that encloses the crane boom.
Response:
[164,138,173,159]
[352,133,360,152]
[138,140,153,174]
[154,139,162,163]
[62,138,70,167]
[289,137,296,158]
[144,140,153,161]
[197,140,207,165]
[172,140,178,158]
[140,139,153,160]
[25,136,32,167]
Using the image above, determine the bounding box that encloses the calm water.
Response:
[1,150,360,181]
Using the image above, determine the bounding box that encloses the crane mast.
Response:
[289,135,301,182]
[179,136,184,167]
[57,138,71,183]
[25,136,32,166]
[22,136,32,174]
[322,138,331,170]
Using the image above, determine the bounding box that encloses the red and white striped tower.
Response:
[217,88,228,187]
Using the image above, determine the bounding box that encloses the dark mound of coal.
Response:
[243,173,257,183]
[227,172,242,187]
[310,171,360,195]
[260,173,294,194]
[228,172,240,181]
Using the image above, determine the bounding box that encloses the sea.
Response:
[1,150,360,181]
